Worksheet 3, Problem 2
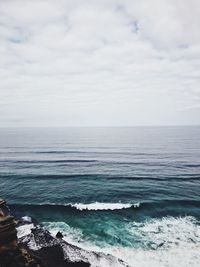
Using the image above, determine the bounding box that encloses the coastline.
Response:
[0,199,130,267]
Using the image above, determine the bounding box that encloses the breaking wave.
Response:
[11,202,141,212]
[70,202,140,211]
[44,215,200,267]
[17,223,35,239]
[127,215,200,249]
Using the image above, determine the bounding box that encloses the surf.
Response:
[70,202,140,211]
[42,215,200,267]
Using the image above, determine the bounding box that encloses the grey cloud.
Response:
[0,0,200,126]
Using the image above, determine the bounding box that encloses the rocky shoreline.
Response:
[0,198,89,267]
[0,199,129,267]
[1,228,90,267]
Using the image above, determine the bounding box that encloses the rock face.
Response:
[0,198,42,267]
[56,231,64,239]
[24,245,90,267]
[0,247,45,267]
[19,226,90,267]
[0,199,18,252]
[0,198,90,267]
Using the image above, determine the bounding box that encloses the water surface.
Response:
[0,127,200,266]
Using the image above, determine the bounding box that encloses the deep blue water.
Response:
[0,127,200,266]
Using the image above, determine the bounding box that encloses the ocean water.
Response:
[0,126,200,266]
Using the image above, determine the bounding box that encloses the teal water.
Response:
[0,127,200,266]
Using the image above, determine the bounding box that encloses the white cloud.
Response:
[0,0,200,126]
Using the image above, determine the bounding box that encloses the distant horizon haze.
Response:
[0,124,200,129]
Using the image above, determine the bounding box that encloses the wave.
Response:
[0,159,97,164]
[2,173,200,181]
[127,216,200,249]
[70,202,140,211]
[2,158,200,169]
[10,199,200,220]
[43,215,200,267]
[18,216,200,267]
[11,202,140,211]
[17,223,35,239]
[11,199,200,208]
[43,216,200,250]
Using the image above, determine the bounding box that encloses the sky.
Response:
[0,0,200,127]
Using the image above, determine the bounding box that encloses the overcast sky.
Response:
[0,0,200,127]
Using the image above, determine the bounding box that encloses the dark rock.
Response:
[19,226,129,267]
[19,226,91,266]
[27,245,90,267]
[0,247,45,267]
[56,231,64,239]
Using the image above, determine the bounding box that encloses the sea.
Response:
[0,126,200,267]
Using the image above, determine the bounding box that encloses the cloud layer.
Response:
[0,0,200,126]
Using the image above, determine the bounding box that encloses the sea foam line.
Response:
[13,202,140,210]
[70,202,140,211]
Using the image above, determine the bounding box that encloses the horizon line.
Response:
[0,124,200,128]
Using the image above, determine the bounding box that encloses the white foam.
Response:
[43,221,83,244]
[22,216,32,223]
[100,245,200,267]
[17,223,35,238]
[127,215,200,249]
[44,216,200,267]
[70,202,139,211]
